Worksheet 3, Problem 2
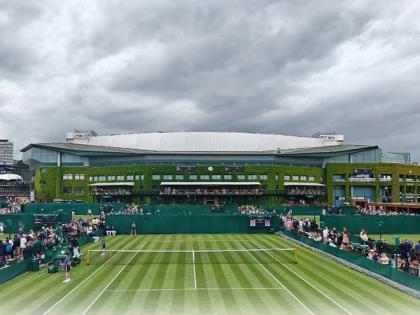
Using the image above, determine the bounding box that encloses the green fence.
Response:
[0,213,72,234]
[22,203,125,215]
[0,259,31,286]
[280,229,420,292]
[107,214,281,234]
[321,215,420,234]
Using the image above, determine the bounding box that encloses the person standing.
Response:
[131,221,136,236]
[63,255,71,283]
[101,236,106,256]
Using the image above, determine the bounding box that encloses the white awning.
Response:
[160,182,261,186]
[89,182,134,187]
[284,182,325,187]
[0,174,23,181]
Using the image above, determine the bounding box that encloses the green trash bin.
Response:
[30,259,39,272]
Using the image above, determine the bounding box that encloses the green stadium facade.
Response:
[20,132,417,206]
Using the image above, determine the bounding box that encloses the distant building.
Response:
[0,139,13,165]
[21,131,413,205]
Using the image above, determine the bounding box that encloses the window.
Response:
[292,175,299,181]
[152,175,161,180]
[63,187,72,195]
[163,175,173,180]
[224,175,232,180]
[211,175,222,180]
[41,168,47,174]
[141,175,144,180]
[284,175,291,181]
[93,176,98,182]
[189,175,198,180]
[89,176,93,182]
[300,176,307,181]
[200,175,210,180]
[108,175,116,181]
[116,175,124,181]
[308,176,315,181]
[259,175,268,180]
[40,180,47,185]
[74,174,85,180]
[275,175,279,181]
[135,175,140,180]
[63,174,73,180]
[237,175,246,180]
[248,175,257,180]
[74,187,84,194]
[98,176,106,181]
[126,175,134,181]
[175,175,184,180]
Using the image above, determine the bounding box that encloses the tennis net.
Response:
[85,247,297,265]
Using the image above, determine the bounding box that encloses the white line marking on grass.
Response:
[249,239,353,315]
[147,239,253,243]
[237,241,315,315]
[42,239,139,315]
[106,287,287,292]
[80,241,148,315]
[192,248,198,289]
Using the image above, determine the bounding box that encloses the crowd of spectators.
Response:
[356,205,420,216]
[281,215,420,276]
[108,204,161,215]
[0,197,29,214]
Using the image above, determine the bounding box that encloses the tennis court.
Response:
[0,234,419,315]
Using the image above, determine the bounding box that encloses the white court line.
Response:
[106,287,286,292]
[80,241,148,315]
[148,239,253,243]
[41,239,138,315]
[249,239,353,315]
[192,248,197,289]
[237,241,315,315]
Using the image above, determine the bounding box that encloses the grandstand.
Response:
[20,131,415,206]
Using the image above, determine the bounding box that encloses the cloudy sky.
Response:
[1,0,420,160]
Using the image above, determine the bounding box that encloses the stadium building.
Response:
[20,131,417,206]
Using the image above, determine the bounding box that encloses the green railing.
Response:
[279,229,420,292]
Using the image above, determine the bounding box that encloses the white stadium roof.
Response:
[67,132,343,152]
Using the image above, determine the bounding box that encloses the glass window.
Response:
[260,175,268,180]
[163,175,173,180]
[308,176,315,181]
[126,175,134,181]
[237,175,246,180]
[248,175,257,180]
[152,175,161,180]
[98,176,106,181]
[189,175,198,180]
[200,175,210,180]
[89,176,93,182]
[300,176,307,181]
[63,187,72,194]
[141,175,144,180]
[284,175,291,181]
[292,175,299,181]
[108,175,116,181]
[211,175,222,180]
[74,187,84,194]
[63,174,73,180]
[175,175,184,180]
[135,175,140,180]
[224,175,232,180]
[117,175,124,181]
[93,176,98,181]
[275,175,279,181]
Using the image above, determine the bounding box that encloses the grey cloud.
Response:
[0,0,420,160]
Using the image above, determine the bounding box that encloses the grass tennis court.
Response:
[0,234,419,315]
